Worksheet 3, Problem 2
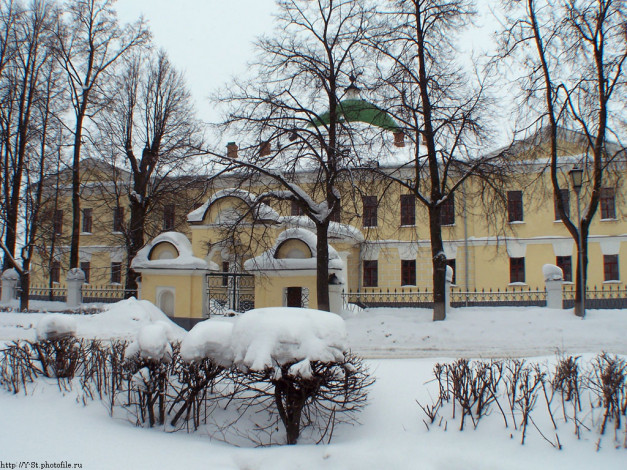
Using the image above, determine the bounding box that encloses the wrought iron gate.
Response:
[206,272,255,316]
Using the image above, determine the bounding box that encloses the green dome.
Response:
[310,99,400,132]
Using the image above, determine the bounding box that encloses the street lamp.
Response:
[569,166,585,318]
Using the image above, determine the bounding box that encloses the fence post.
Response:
[66,268,85,307]
[445,265,454,312]
[543,264,563,309]
[1,269,19,303]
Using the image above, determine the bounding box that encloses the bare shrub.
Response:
[230,353,374,445]
[588,354,626,437]
[0,341,40,394]
[33,336,82,379]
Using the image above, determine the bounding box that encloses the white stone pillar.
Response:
[1,269,19,303]
[329,283,343,314]
[543,264,564,309]
[445,265,454,313]
[66,268,85,307]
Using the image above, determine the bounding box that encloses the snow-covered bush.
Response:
[33,314,81,379]
[229,308,374,445]
[169,321,233,430]
[122,323,178,427]
[419,355,627,450]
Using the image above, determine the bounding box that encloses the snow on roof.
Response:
[179,320,234,366]
[282,216,364,243]
[187,188,280,223]
[231,307,347,372]
[131,232,216,271]
[243,228,343,272]
[36,314,77,341]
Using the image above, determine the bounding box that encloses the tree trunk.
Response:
[125,195,146,297]
[573,233,588,318]
[69,111,85,269]
[316,220,330,312]
[429,205,446,321]
[19,268,29,312]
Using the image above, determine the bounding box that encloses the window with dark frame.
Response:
[113,206,124,232]
[401,259,416,286]
[446,259,456,284]
[80,261,91,284]
[111,262,122,284]
[604,254,619,281]
[163,204,175,231]
[556,256,572,282]
[82,208,92,233]
[509,257,525,283]
[222,261,230,287]
[54,209,63,235]
[400,194,415,226]
[290,200,304,216]
[554,189,570,221]
[51,261,60,284]
[507,191,523,222]
[362,196,378,227]
[600,187,616,219]
[363,260,378,287]
[441,196,455,226]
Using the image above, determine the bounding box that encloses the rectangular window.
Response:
[362,196,378,227]
[400,194,415,226]
[163,204,175,231]
[80,261,91,284]
[401,259,416,286]
[554,189,570,221]
[291,200,304,216]
[556,256,572,282]
[222,261,230,287]
[51,261,60,284]
[604,254,619,281]
[363,260,378,287]
[113,206,124,232]
[82,208,92,233]
[508,191,523,222]
[600,187,616,219]
[446,259,457,284]
[509,257,525,283]
[54,209,63,235]
[111,262,122,284]
[441,196,455,226]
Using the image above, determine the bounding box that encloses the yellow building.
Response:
[27,132,626,327]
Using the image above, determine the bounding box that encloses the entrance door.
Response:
[286,287,303,307]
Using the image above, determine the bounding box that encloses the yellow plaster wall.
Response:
[140,272,205,319]
[254,274,318,310]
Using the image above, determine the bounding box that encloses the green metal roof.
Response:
[310,99,400,132]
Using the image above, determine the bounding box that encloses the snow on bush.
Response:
[125,322,173,362]
[230,307,347,372]
[179,320,234,366]
[36,314,77,341]
[81,298,186,340]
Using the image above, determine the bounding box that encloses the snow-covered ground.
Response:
[1,301,625,469]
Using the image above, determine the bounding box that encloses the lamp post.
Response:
[569,166,585,318]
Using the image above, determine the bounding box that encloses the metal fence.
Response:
[343,284,627,309]
[562,284,627,309]
[82,285,133,303]
[26,284,68,302]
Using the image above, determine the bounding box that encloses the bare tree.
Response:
[55,0,148,270]
[500,0,627,316]
[368,0,503,320]
[215,0,377,312]
[96,49,205,295]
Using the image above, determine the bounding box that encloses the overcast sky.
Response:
[115,0,277,125]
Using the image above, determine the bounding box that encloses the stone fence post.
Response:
[445,265,454,313]
[1,269,19,303]
[66,268,85,307]
[543,264,564,309]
